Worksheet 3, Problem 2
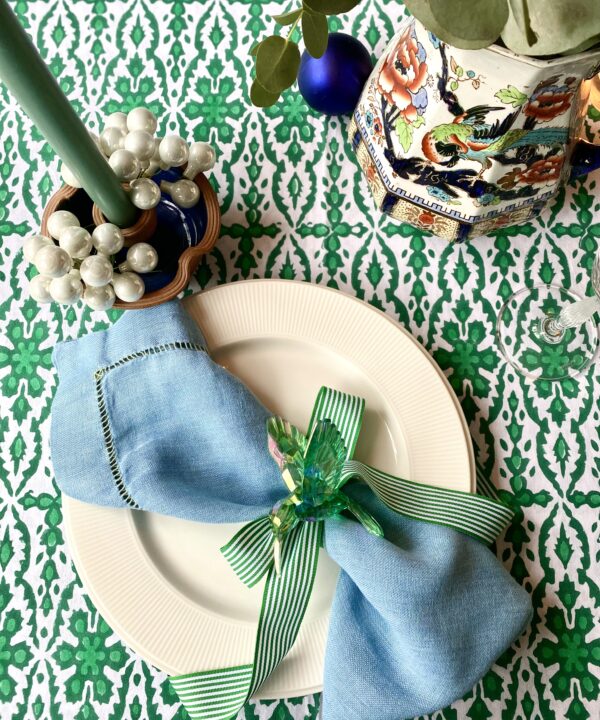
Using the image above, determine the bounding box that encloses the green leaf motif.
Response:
[395,117,415,153]
[272,8,303,26]
[302,9,329,58]
[244,704,260,720]
[495,85,528,107]
[555,524,573,569]
[303,0,361,15]
[269,702,294,720]
[587,105,600,121]
[256,36,301,94]
[0,529,13,571]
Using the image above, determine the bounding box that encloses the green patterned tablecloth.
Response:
[0,1,599,718]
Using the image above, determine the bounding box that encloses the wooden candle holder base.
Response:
[40,173,221,310]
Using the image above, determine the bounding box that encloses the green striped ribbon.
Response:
[171,387,364,719]
[171,387,514,719]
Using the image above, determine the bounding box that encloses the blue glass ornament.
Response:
[298,32,373,116]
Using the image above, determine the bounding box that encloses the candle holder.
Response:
[41,185,157,247]
[40,171,221,310]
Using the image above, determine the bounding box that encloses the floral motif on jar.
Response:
[518,155,566,185]
[524,76,577,122]
[350,16,600,241]
[377,23,429,125]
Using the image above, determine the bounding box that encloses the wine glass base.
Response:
[496,285,599,381]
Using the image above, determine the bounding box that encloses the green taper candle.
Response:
[0,1,137,227]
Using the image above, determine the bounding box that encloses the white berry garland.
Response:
[25,106,216,310]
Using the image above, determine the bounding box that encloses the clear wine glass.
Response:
[496,252,600,381]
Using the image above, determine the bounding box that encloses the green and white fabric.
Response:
[0,1,599,719]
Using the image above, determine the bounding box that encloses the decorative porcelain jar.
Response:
[350,17,600,242]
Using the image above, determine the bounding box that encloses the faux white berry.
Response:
[104,111,128,133]
[92,223,124,255]
[160,179,199,208]
[112,271,145,302]
[84,283,116,311]
[183,142,216,179]
[89,131,103,150]
[159,135,189,167]
[151,137,162,160]
[100,126,126,155]
[142,160,161,178]
[109,149,141,181]
[61,163,82,188]
[47,210,80,240]
[34,245,72,278]
[127,107,157,135]
[129,178,161,210]
[124,130,156,161]
[125,242,158,273]
[59,226,93,259]
[49,274,84,305]
[80,255,114,287]
[23,234,53,263]
[28,274,53,303]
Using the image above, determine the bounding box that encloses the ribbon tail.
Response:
[171,521,323,720]
[341,460,514,545]
[247,520,322,696]
[170,665,253,720]
[220,516,275,588]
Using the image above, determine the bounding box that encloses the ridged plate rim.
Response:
[63,279,474,699]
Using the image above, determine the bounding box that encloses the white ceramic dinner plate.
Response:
[63,280,474,699]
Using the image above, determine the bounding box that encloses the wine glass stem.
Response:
[542,296,600,340]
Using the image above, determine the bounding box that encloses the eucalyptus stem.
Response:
[288,12,303,42]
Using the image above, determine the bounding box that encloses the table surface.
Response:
[0,1,599,719]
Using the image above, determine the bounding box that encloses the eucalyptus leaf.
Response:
[507,0,537,46]
[303,0,361,15]
[256,36,301,93]
[403,0,508,49]
[502,0,600,56]
[249,42,260,56]
[302,9,329,58]
[250,79,280,107]
[429,0,509,46]
[566,32,600,56]
[273,8,303,26]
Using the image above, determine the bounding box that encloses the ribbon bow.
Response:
[171,387,514,720]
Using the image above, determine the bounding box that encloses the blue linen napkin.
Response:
[51,300,531,720]
[51,300,283,521]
